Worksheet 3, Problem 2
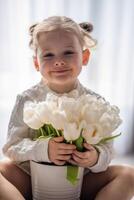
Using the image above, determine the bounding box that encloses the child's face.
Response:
[34,29,90,90]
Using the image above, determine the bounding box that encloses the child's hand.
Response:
[48,136,76,166]
[68,143,99,168]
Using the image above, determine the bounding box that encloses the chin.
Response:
[53,77,72,84]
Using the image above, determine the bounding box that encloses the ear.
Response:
[82,49,90,65]
[33,56,39,71]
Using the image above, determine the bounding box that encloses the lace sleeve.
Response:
[2,95,51,163]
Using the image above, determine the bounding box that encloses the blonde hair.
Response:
[29,16,97,51]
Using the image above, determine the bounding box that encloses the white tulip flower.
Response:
[81,104,100,123]
[63,123,80,142]
[23,92,122,146]
[81,122,103,144]
[59,96,80,123]
[50,110,66,130]
[35,102,51,124]
[23,103,44,129]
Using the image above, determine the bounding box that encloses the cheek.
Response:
[39,61,54,79]
[74,58,83,70]
[73,53,83,64]
[39,59,50,70]
[40,58,54,67]
[38,63,48,76]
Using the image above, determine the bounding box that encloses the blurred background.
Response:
[0,0,134,163]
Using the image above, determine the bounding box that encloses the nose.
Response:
[54,60,66,67]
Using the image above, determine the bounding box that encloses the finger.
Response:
[53,136,64,143]
[57,155,71,161]
[58,149,74,155]
[72,154,88,164]
[54,160,66,166]
[83,143,95,151]
[73,150,88,159]
[59,143,76,150]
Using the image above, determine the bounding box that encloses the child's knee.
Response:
[0,172,4,183]
[110,165,134,180]
[119,166,134,188]
[0,161,7,173]
[0,159,13,174]
[111,165,134,189]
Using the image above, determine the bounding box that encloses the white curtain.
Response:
[0,0,134,157]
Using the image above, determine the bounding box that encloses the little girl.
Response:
[0,16,134,200]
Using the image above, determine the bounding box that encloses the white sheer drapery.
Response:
[0,0,134,157]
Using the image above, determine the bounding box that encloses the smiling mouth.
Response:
[52,69,71,73]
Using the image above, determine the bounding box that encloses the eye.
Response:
[43,53,54,58]
[64,51,74,55]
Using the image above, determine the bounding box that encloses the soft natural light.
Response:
[0,0,134,158]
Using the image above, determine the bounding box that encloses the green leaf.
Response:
[67,165,79,185]
[37,135,51,140]
[96,133,122,145]
[75,136,84,152]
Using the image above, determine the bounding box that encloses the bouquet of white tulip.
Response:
[23,91,122,185]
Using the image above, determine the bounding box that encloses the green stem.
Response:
[47,125,51,135]
[67,165,79,185]
[40,127,44,136]
[55,129,60,137]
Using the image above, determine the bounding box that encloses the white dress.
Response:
[2,79,114,175]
